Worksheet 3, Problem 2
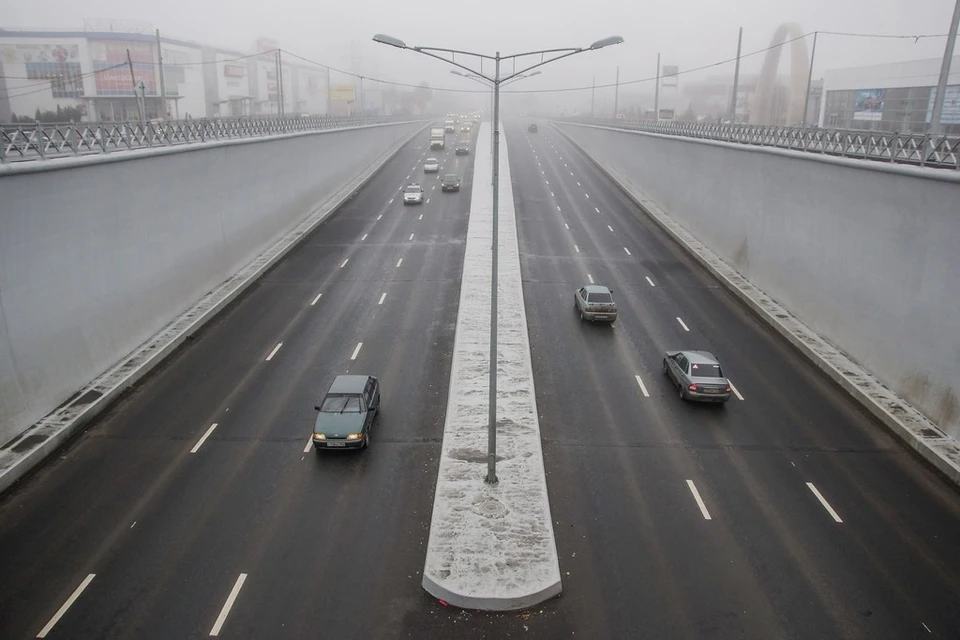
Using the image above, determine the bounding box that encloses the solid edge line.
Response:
[552,121,960,488]
[209,573,247,636]
[0,123,428,497]
[37,574,95,638]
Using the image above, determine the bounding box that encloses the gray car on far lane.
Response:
[662,350,731,403]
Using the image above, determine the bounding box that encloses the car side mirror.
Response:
[314,405,321,411]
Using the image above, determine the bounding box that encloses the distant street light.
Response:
[374,33,623,485]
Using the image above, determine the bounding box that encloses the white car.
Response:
[423,158,440,173]
[403,184,424,205]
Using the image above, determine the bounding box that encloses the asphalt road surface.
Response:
[1,119,959,640]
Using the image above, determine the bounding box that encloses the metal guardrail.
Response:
[558,118,960,171]
[0,115,413,164]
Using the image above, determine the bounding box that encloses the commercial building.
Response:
[0,26,333,122]
[818,55,960,134]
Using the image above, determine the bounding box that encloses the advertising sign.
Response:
[926,85,960,125]
[854,89,884,121]
[658,108,675,120]
[661,65,679,87]
[90,40,156,95]
[0,44,80,64]
[224,64,246,78]
[329,84,356,102]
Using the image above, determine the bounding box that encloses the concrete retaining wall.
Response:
[0,122,424,446]
[556,123,960,439]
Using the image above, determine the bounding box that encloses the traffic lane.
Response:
[28,161,473,637]
[536,122,960,633]
[0,134,447,635]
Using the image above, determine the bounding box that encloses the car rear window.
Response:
[587,293,613,303]
[690,363,723,377]
[321,395,363,412]
[404,186,420,193]
[443,174,459,181]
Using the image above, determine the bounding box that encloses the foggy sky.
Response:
[1,0,955,108]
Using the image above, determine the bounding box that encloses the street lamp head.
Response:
[372,34,407,49]
[525,71,542,78]
[589,35,625,50]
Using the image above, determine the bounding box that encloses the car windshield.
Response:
[404,186,420,193]
[690,363,723,378]
[443,174,459,181]
[425,159,438,164]
[321,395,363,412]
[587,292,613,303]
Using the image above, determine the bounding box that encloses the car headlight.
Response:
[313,433,325,440]
[346,433,363,440]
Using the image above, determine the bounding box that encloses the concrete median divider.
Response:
[0,120,427,492]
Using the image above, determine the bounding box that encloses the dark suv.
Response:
[441,173,462,192]
[528,123,538,133]
[312,375,380,450]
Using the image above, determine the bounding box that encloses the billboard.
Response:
[926,85,960,125]
[329,84,356,102]
[90,40,156,95]
[658,108,675,120]
[661,65,679,87]
[0,43,80,64]
[854,89,884,121]
[224,64,246,78]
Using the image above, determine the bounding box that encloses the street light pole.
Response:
[374,33,624,484]
[930,0,960,135]
[801,31,818,126]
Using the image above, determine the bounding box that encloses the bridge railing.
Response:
[556,118,960,171]
[0,115,415,164]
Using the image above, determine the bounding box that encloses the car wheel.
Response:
[579,310,584,321]
[679,384,686,401]
[363,433,370,449]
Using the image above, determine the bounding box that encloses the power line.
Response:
[0,61,128,99]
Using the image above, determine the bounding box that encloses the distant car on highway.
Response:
[424,157,440,172]
[528,123,538,133]
[313,375,380,450]
[444,120,455,133]
[662,350,731,403]
[402,183,424,204]
[441,173,461,192]
[460,123,472,133]
[574,284,617,323]
[455,141,470,155]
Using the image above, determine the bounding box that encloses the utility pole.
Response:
[591,74,596,118]
[156,29,167,119]
[730,27,743,124]
[126,48,143,123]
[930,0,960,135]
[654,52,660,121]
[613,66,620,118]
[801,31,818,126]
[487,50,501,485]
[275,49,284,115]
[359,76,365,115]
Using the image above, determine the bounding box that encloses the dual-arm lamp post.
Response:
[373,34,624,485]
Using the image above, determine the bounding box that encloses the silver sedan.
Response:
[662,350,732,403]
[574,284,617,323]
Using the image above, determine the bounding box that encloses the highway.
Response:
[0,118,959,639]
[506,119,960,638]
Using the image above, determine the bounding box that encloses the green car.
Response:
[441,173,461,192]
[312,375,380,451]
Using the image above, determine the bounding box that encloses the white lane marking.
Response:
[432,185,436,190]
[634,375,650,398]
[378,293,386,305]
[340,258,349,268]
[396,258,403,268]
[389,198,394,205]
[686,480,712,520]
[210,573,248,636]
[570,171,574,176]
[594,207,600,214]
[377,214,382,220]
[303,438,313,454]
[351,342,363,360]
[406,175,410,180]
[645,276,656,287]
[541,169,544,174]
[676,317,690,332]
[564,223,569,230]
[577,181,581,186]
[806,482,843,523]
[418,214,423,220]
[266,342,283,361]
[551,191,555,197]
[361,234,368,242]
[310,292,323,306]
[922,623,932,633]
[587,274,594,283]
[607,225,614,232]
[545,180,549,185]
[729,381,745,401]
[557,205,562,212]
[409,233,415,241]
[574,245,580,253]
[585,193,590,199]
[190,423,219,454]
[37,574,96,638]
[130,521,137,529]
[426,198,430,204]
[623,247,632,256]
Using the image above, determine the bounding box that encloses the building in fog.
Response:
[0,24,331,122]
[818,55,960,134]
